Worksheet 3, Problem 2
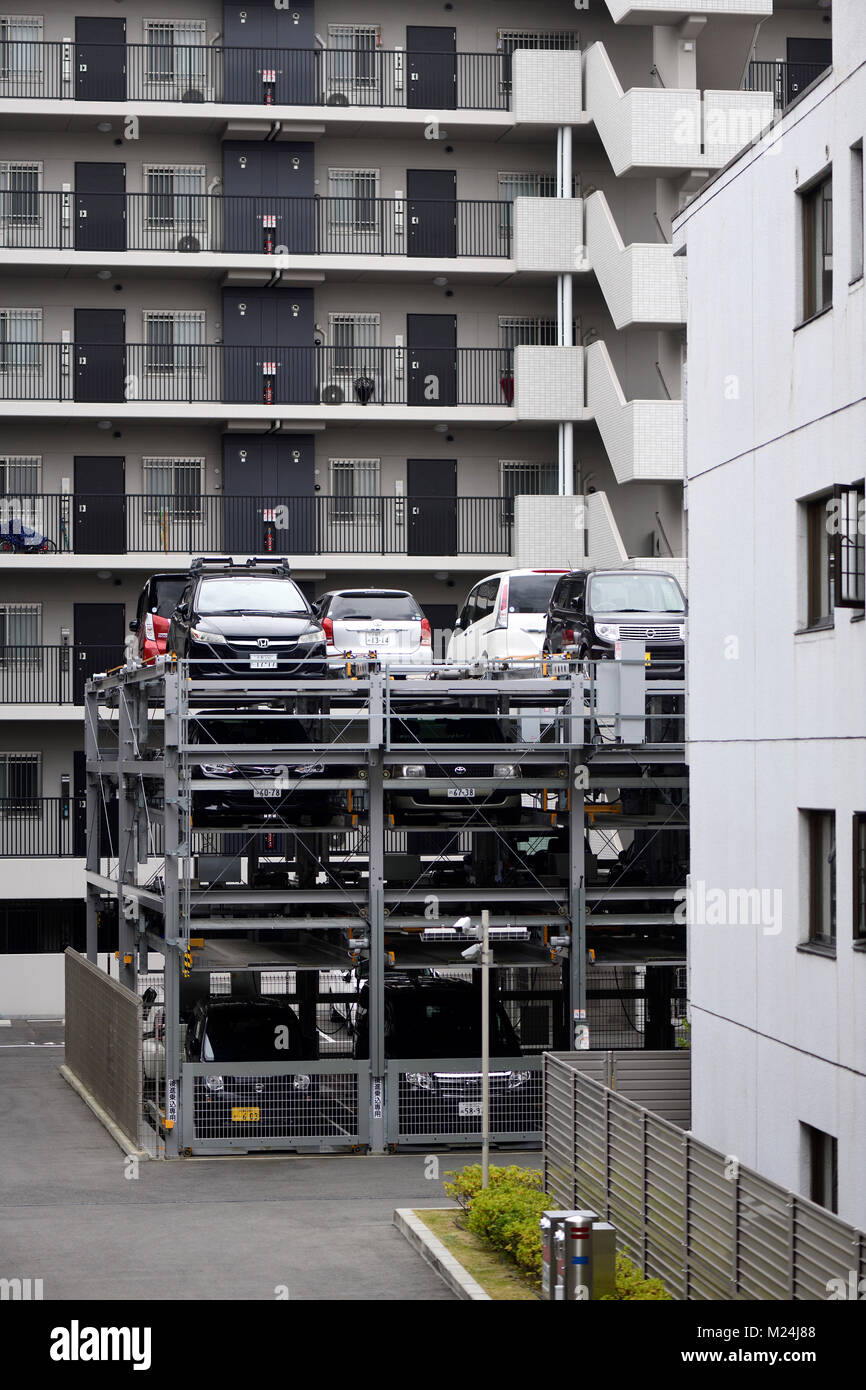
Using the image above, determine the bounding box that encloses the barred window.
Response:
[498,172,560,201]
[0,15,42,76]
[0,453,40,494]
[831,483,865,608]
[499,316,559,349]
[0,160,40,224]
[328,24,380,89]
[143,19,207,86]
[143,457,203,520]
[329,458,379,518]
[143,310,205,374]
[499,460,557,523]
[328,169,379,229]
[0,307,41,370]
[329,312,379,374]
[144,165,206,227]
[498,29,580,89]
[0,602,40,648]
[0,751,40,810]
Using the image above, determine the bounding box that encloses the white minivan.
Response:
[447,568,569,662]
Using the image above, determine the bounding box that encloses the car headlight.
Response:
[204,1074,224,1093]
[295,628,323,645]
[594,624,620,643]
[506,1071,529,1091]
[201,763,235,776]
[293,1074,312,1092]
[401,764,425,778]
[190,627,229,646]
[493,763,515,779]
[406,1071,435,1091]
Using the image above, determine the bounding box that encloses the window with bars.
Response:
[143,311,205,375]
[497,173,577,235]
[801,172,833,320]
[143,457,203,520]
[328,24,380,90]
[0,161,40,225]
[143,19,207,86]
[0,308,40,371]
[0,602,40,650]
[803,484,865,624]
[499,460,557,522]
[0,454,39,494]
[0,15,42,77]
[144,165,206,228]
[499,317,560,349]
[329,458,379,519]
[328,169,379,229]
[0,751,39,811]
[498,29,580,89]
[329,313,379,374]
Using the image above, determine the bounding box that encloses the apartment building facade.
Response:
[0,0,831,1007]
[674,0,864,1225]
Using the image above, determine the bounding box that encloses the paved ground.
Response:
[0,1021,539,1301]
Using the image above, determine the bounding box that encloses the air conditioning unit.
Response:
[320,383,345,405]
[176,234,201,253]
[327,91,349,106]
[181,87,206,103]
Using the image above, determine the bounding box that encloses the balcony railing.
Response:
[0,645,122,703]
[0,797,79,856]
[0,345,514,406]
[0,194,512,258]
[0,495,514,559]
[745,60,830,110]
[0,43,509,110]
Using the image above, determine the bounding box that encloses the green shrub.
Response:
[602,1251,673,1301]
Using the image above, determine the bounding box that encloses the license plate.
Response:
[458,1101,483,1117]
[447,787,475,799]
[230,1106,260,1122]
[250,652,278,669]
[253,788,280,798]
[364,631,393,645]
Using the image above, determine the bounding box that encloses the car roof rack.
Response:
[189,555,292,577]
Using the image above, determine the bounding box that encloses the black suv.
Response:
[189,708,355,827]
[186,998,318,1140]
[167,557,326,678]
[545,568,686,677]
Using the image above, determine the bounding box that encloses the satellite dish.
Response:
[321,384,344,405]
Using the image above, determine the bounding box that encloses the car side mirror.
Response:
[454,614,464,629]
[129,619,139,632]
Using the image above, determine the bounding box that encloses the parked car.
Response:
[129,572,188,663]
[354,975,534,1134]
[186,998,318,1139]
[447,569,569,662]
[312,588,432,667]
[544,568,687,677]
[386,707,566,824]
[188,708,354,827]
[166,557,326,678]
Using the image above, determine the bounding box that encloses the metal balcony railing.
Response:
[0,797,78,856]
[745,60,830,110]
[0,495,514,559]
[0,193,512,258]
[0,345,514,406]
[0,43,509,110]
[0,645,123,703]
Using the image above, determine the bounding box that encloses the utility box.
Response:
[540,1210,576,1300]
[564,1214,617,1300]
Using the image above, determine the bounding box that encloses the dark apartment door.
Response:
[407,314,456,407]
[222,433,315,553]
[73,603,126,706]
[75,17,127,101]
[74,163,126,252]
[221,288,314,404]
[406,26,456,110]
[407,459,457,555]
[73,457,126,555]
[221,141,314,254]
[74,308,126,403]
[421,601,458,659]
[786,37,832,105]
[223,0,315,105]
[407,169,456,258]
[73,749,118,857]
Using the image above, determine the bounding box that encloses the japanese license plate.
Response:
[231,1106,260,1122]
[250,652,278,669]
[458,1101,483,1117]
[447,787,475,799]
[253,788,280,798]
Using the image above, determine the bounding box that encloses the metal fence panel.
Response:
[64,949,142,1148]
[613,1049,691,1127]
[386,1057,541,1145]
[792,1199,862,1302]
[181,1060,367,1153]
[735,1169,792,1300]
[646,1116,687,1299]
[686,1142,736,1300]
[543,1054,576,1207]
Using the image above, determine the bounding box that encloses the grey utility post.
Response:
[367,671,386,1150]
[569,672,587,1040]
[83,679,100,963]
[480,907,491,1188]
[162,664,183,1159]
[116,683,138,993]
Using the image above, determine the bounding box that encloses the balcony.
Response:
[604,0,770,22]
[0,43,507,110]
[584,191,686,329]
[745,60,831,113]
[586,340,683,483]
[0,194,511,261]
[0,346,514,412]
[0,645,120,704]
[0,495,513,562]
[0,797,81,857]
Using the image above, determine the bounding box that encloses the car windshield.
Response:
[386,991,520,1057]
[202,1007,303,1061]
[330,594,420,620]
[152,578,187,617]
[587,574,685,615]
[392,716,509,745]
[506,574,565,614]
[196,577,308,616]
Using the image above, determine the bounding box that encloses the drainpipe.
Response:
[557,125,574,496]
